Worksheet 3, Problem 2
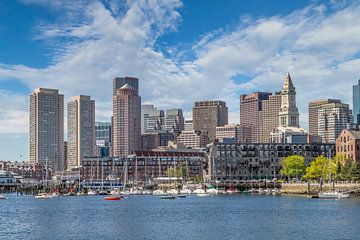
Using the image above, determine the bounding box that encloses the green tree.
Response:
[350,162,360,182]
[280,155,305,182]
[303,156,336,182]
[166,163,186,178]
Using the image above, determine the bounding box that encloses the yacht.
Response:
[319,191,350,199]
[194,188,210,197]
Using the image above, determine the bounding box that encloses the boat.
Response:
[104,196,122,201]
[194,188,210,197]
[152,189,165,195]
[179,188,192,195]
[0,194,6,200]
[160,195,176,200]
[207,188,218,195]
[271,188,281,195]
[98,190,108,195]
[167,189,179,195]
[34,193,51,199]
[319,191,350,199]
[177,195,187,198]
[87,189,97,195]
[264,188,272,195]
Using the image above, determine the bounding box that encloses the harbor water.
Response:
[1,194,360,240]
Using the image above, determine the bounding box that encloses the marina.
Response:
[1,193,360,240]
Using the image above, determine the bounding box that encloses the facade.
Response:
[216,124,247,143]
[29,88,64,172]
[193,101,228,143]
[113,77,139,96]
[141,131,175,151]
[278,73,299,128]
[144,108,164,133]
[141,105,155,134]
[82,151,205,183]
[308,99,340,137]
[113,83,141,157]
[260,92,282,142]
[95,122,112,157]
[164,109,184,135]
[184,120,193,131]
[353,80,360,125]
[205,142,335,181]
[177,130,209,149]
[240,92,271,143]
[318,102,353,143]
[270,126,308,144]
[336,129,360,162]
[0,161,51,181]
[67,95,96,169]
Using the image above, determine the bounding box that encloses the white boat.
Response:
[271,189,281,195]
[319,191,350,199]
[0,194,6,200]
[179,188,192,195]
[264,188,271,195]
[152,189,165,195]
[206,188,218,195]
[194,188,210,197]
[87,189,97,195]
[34,193,51,199]
[110,189,120,196]
[167,189,179,195]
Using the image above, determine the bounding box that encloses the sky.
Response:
[0,0,360,160]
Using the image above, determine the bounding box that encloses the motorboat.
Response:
[264,188,272,195]
[104,195,122,201]
[206,188,218,195]
[160,195,176,200]
[167,189,179,195]
[179,188,192,195]
[319,191,350,199]
[152,189,165,195]
[0,194,6,200]
[194,188,210,197]
[34,193,51,199]
[87,189,97,195]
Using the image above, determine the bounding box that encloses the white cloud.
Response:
[0,0,360,140]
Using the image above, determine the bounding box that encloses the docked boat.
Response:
[207,188,218,195]
[194,188,210,197]
[167,189,179,195]
[318,191,350,199]
[152,189,165,195]
[0,194,6,200]
[179,188,192,195]
[264,188,272,195]
[87,189,97,195]
[34,193,51,199]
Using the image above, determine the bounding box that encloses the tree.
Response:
[350,162,360,182]
[280,155,305,182]
[166,163,186,178]
[303,156,336,182]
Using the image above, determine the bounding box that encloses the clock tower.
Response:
[278,73,299,127]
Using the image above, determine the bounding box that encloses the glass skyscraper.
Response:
[353,80,360,125]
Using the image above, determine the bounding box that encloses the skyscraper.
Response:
[278,73,299,128]
[308,99,340,136]
[259,92,282,142]
[141,104,155,134]
[353,79,360,125]
[113,77,139,95]
[144,109,165,133]
[240,92,271,143]
[95,122,112,157]
[29,88,64,172]
[67,95,96,168]
[193,101,228,142]
[318,101,353,143]
[164,109,184,135]
[113,83,141,157]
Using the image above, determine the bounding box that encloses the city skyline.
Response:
[1,0,360,160]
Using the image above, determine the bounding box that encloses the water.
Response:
[1,194,360,240]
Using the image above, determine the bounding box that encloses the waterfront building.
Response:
[184,120,193,131]
[216,124,250,143]
[82,151,205,183]
[29,88,64,172]
[353,79,360,125]
[278,73,299,128]
[144,108,164,133]
[270,126,309,144]
[259,92,282,142]
[67,95,96,169]
[336,129,360,162]
[0,161,51,181]
[308,99,341,137]
[164,109,184,135]
[95,122,112,157]
[193,101,228,143]
[0,170,17,187]
[141,104,155,134]
[318,101,353,143]
[113,83,141,157]
[205,142,335,181]
[177,130,209,149]
[240,92,271,143]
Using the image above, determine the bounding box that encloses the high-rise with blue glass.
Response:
[353,79,360,125]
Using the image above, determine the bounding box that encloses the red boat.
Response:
[104,196,122,201]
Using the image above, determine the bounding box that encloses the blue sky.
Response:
[0,0,360,160]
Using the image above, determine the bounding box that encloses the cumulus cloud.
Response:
[1,0,360,137]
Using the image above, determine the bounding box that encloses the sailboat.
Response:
[319,150,350,199]
[35,157,51,199]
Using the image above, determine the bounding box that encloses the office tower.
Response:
[95,122,112,157]
[29,88,64,172]
[177,130,209,149]
[308,99,341,136]
[215,124,243,143]
[240,92,271,143]
[113,83,141,157]
[278,73,299,128]
[353,80,360,125]
[260,92,282,142]
[184,120,193,131]
[144,109,164,133]
[141,104,155,134]
[67,95,96,168]
[318,101,353,143]
[193,101,228,142]
[113,77,139,95]
[164,109,184,135]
